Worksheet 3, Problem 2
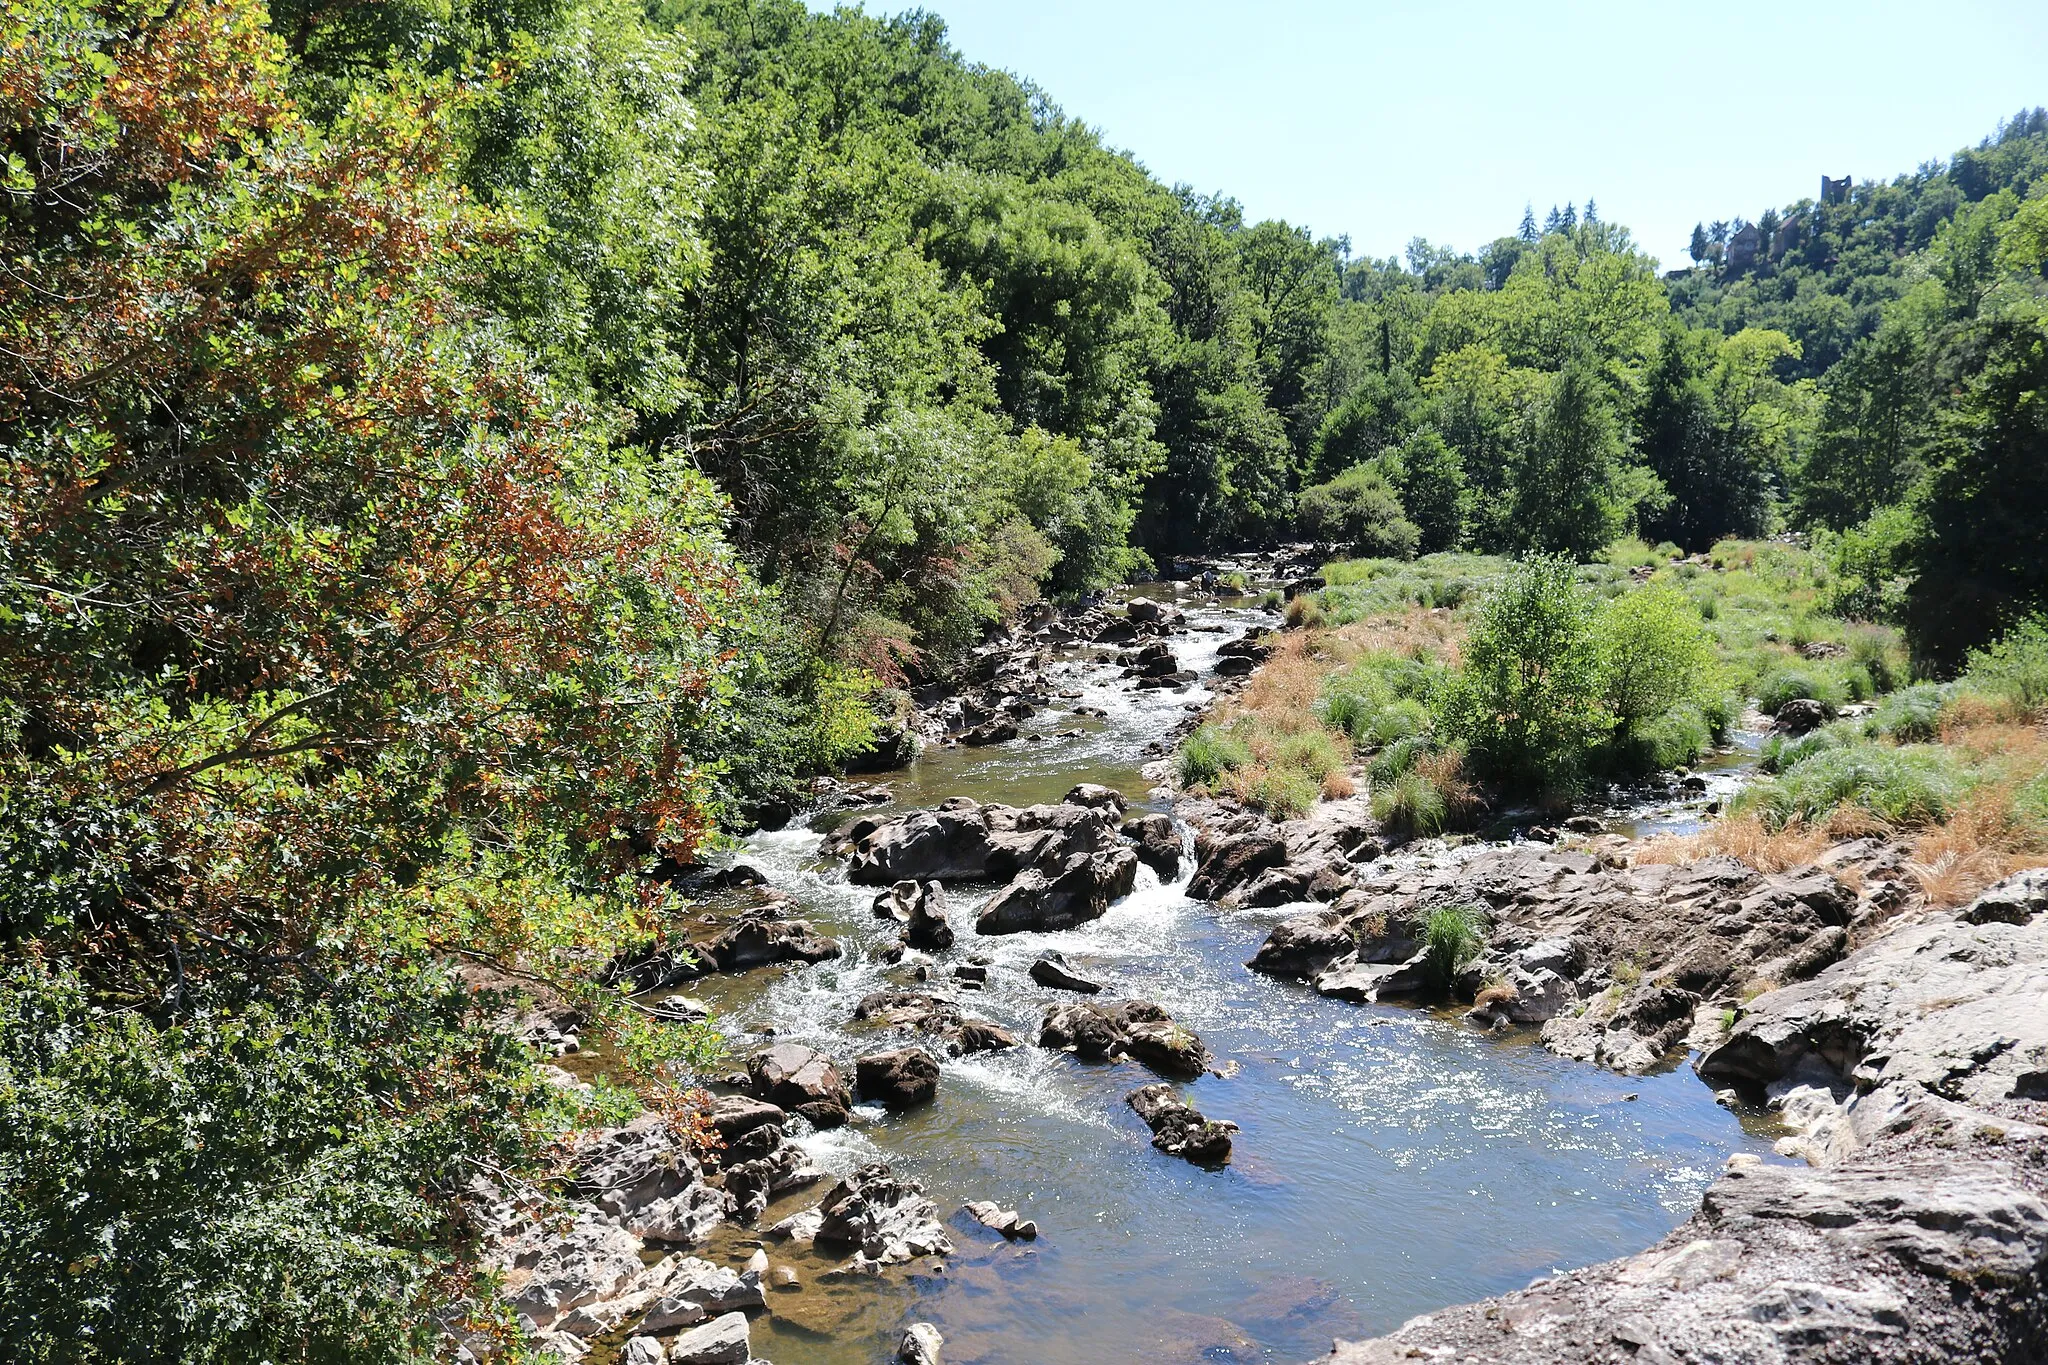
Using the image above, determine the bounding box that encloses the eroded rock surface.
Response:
[1039,998,1210,1077]
[1127,1083,1235,1164]
[1318,871,2048,1365]
[1251,843,1863,1074]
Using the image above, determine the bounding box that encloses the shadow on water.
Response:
[652,581,1783,1364]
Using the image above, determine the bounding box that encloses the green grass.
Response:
[1735,741,1971,829]
[1422,904,1485,994]
[1177,723,1250,788]
[1372,768,1448,839]
[1256,767,1320,820]
[1273,729,1346,782]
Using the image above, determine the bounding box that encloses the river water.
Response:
[668,585,1780,1365]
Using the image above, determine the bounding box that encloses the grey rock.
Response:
[854,1046,940,1109]
[812,1163,954,1264]
[667,1310,751,1364]
[1029,950,1104,994]
[898,1322,944,1365]
[745,1044,851,1129]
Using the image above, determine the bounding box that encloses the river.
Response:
[662,581,1780,1365]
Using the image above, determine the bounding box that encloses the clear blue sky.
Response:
[806,0,2048,268]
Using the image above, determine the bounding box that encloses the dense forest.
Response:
[2,0,2045,1358]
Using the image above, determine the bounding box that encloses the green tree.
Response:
[1379,428,1468,552]
[1907,309,2048,669]
[1436,556,1609,791]
[1510,365,1653,558]
[1595,585,1716,731]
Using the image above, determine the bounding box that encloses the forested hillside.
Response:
[1,0,2045,1358]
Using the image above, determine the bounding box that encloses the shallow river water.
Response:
[670,586,1781,1365]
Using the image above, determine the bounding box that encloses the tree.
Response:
[1906,309,2048,669]
[1380,429,1468,552]
[1509,365,1652,558]
[1595,586,1716,732]
[1793,326,1929,531]
[1520,204,1540,243]
[1436,556,1609,791]
[1690,223,1710,263]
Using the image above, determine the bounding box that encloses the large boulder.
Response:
[975,848,1138,934]
[855,1047,941,1109]
[745,1044,851,1129]
[844,798,1120,886]
[668,1310,752,1364]
[633,1258,766,1334]
[1039,999,1210,1077]
[812,1163,954,1265]
[1187,829,1288,902]
[700,912,841,973]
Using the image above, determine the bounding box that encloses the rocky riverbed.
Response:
[455,559,2046,1365]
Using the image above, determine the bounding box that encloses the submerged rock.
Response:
[850,989,1017,1057]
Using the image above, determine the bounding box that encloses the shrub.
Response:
[1630,703,1713,771]
[1297,464,1422,559]
[1256,768,1321,820]
[1595,584,1717,732]
[1961,617,2048,712]
[1177,725,1250,788]
[1422,904,1486,994]
[1435,555,1608,791]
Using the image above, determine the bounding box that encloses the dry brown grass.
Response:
[1322,770,1357,800]
[1238,631,1327,722]
[1904,786,2048,906]
[1330,607,1464,667]
[1413,748,1482,825]
[1473,982,1516,1011]
[1635,812,1851,873]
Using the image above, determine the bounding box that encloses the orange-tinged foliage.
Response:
[1,0,748,1000]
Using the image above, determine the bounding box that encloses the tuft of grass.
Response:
[1255,767,1320,820]
[1373,768,1447,839]
[1177,724,1250,789]
[1422,904,1485,995]
[1736,742,1971,830]
[1274,728,1348,782]
[1870,683,1949,742]
[1285,595,1327,630]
